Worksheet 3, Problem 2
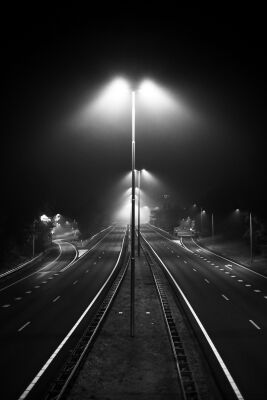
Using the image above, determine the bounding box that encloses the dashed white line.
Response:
[245,284,251,287]
[222,294,229,301]
[225,264,233,270]
[18,321,31,332]
[73,280,78,285]
[254,289,261,293]
[249,320,261,330]
[34,285,40,289]
[225,272,230,274]
[42,281,47,284]
[230,275,236,278]
[264,296,267,299]
[2,304,11,308]
[237,280,243,282]
[15,297,22,301]
[193,268,197,272]
[184,260,188,264]
[25,291,32,294]
[52,296,61,303]
[204,279,210,284]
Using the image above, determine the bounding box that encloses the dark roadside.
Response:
[67,248,222,400]
[197,235,267,277]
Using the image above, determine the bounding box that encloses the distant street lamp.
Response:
[137,169,146,257]
[249,212,253,264]
[211,212,214,239]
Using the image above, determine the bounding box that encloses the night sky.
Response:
[2,6,267,233]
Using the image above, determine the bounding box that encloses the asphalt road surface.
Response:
[0,226,125,400]
[142,225,267,400]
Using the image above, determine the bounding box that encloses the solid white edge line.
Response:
[18,228,126,400]
[0,243,63,293]
[192,238,267,279]
[142,234,244,400]
[0,253,43,279]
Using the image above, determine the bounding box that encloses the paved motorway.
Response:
[0,226,125,400]
[142,225,267,400]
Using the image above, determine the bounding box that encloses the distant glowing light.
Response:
[54,214,61,222]
[40,214,51,223]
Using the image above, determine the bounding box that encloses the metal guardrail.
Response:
[141,236,199,400]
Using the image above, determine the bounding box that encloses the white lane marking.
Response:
[222,294,229,301]
[264,296,267,299]
[254,289,261,293]
[245,284,251,287]
[237,280,243,282]
[73,280,78,285]
[18,228,126,400]
[42,281,47,284]
[249,320,261,330]
[48,277,53,280]
[176,255,180,258]
[18,321,31,332]
[85,270,89,273]
[225,272,230,274]
[192,238,267,279]
[207,260,211,263]
[25,291,32,294]
[2,304,11,308]
[15,297,22,301]
[211,263,215,266]
[225,264,233,270]
[230,275,236,278]
[52,296,61,303]
[184,260,188,264]
[204,279,210,284]
[34,286,40,288]
[220,268,224,271]
[142,236,245,400]
[193,268,197,272]
[215,265,219,268]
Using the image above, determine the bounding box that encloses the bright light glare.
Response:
[138,79,177,113]
[89,77,130,116]
[113,201,150,224]
[40,214,51,223]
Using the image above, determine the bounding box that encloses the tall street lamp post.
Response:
[211,212,214,239]
[131,91,135,337]
[249,212,253,265]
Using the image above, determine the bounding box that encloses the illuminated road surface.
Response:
[142,225,267,400]
[0,226,125,400]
